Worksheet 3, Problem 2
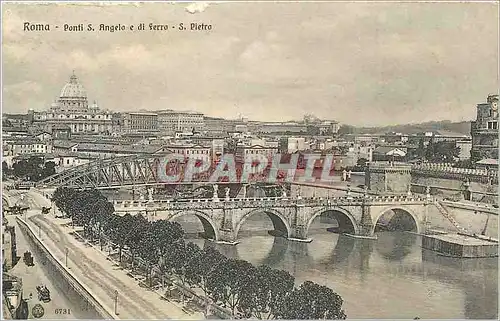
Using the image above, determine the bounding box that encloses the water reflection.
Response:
[185,225,497,319]
[375,232,417,261]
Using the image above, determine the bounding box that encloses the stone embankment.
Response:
[16,217,117,320]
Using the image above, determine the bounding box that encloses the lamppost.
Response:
[114,290,119,315]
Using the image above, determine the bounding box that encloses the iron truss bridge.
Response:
[36,154,272,190]
[37,154,178,189]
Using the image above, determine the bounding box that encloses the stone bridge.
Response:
[112,194,432,244]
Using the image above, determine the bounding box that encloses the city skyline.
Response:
[2,2,499,126]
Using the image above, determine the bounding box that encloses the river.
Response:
[174,212,498,319]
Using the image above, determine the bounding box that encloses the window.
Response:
[488,121,498,130]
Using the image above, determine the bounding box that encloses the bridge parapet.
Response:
[112,194,429,212]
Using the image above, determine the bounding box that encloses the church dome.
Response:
[60,73,87,98]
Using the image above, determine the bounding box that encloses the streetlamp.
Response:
[114,290,119,315]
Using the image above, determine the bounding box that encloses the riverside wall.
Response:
[16,218,116,320]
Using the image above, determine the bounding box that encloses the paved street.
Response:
[10,189,202,320]
[8,218,93,319]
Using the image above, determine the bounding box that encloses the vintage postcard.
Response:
[1,1,498,320]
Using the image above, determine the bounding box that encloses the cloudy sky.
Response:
[2,1,499,126]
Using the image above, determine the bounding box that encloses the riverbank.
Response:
[20,190,204,320]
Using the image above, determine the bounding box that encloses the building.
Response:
[122,112,159,132]
[30,73,113,134]
[51,124,72,140]
[2,137,52,156]
[365,163,412,195]
[471,94,499,161]
[158,110,204,134]
[318,121,340,135]
[162,143,212,159]
[203,117,236,134]
[287,137,307,153]
[212,139,224,160]
[235,144,279,163]
[372,146,406,162]
[456,140,473,160]
[257,122,307,134]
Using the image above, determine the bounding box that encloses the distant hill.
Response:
[340,120,472,135]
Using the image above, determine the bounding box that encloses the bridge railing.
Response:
[112,194,429,209]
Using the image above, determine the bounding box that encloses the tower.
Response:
[471,94,499,161]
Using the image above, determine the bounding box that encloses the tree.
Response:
[417,138,425,159]
[125,215,150,267]
[185,245,227,298]
[150,220,184,257]
[89,199,114,249]
[207,258,255,317]
[238,265,295,319]
[175,241,202,289]
[52,187,77,217]
[161,239,187,278]
[424,140,460,163]
[104,213,147,263]
[137,227,159,287]
[277,281,347,319]
[43,161,56,178]
[2,161,10,180]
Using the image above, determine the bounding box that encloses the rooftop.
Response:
[476,158,499,166]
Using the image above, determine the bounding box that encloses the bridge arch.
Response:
[371,206,421,235]
[306,207,360,236]
[234,208,291,240]
[166,209,220,241]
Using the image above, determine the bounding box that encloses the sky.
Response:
[2,1,499,126]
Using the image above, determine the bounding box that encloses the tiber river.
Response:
[174,213,498,320]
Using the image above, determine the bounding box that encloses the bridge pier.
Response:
[216,229,240,245]
[287,225,313,243]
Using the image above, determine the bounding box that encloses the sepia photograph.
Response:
[1,1,498,320]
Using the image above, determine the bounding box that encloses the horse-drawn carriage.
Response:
[41,207,51,214]
[23,251,34,267]
[36,285,51,303]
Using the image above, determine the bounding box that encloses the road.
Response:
[8,219,95,319]
[8,189,203,320]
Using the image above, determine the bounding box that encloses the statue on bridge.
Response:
[342,170,347,182]
[346,185,352,199]
[212,184,219,201]
[225,187,230,201]
[147,188,154,202]
[282,189,287,198]
[425,185,431,199]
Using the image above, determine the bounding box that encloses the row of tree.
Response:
[2,157,56,181]
[52,187,347,319]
